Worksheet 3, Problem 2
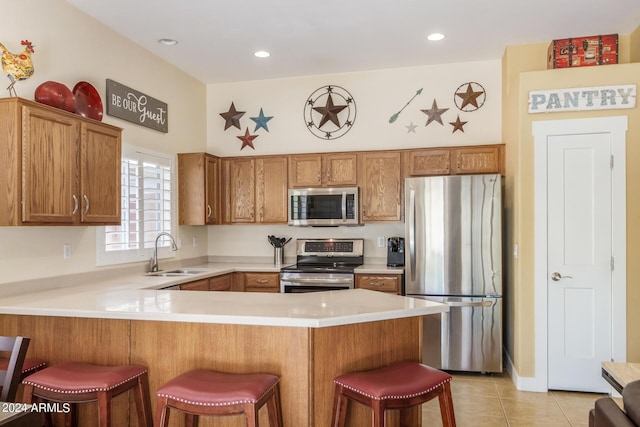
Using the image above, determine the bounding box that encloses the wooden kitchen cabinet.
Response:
[209,273,233,291]
[180,279,210,291]
[452,145,504,175]
[223,156,288,224]
[243,272,280,293]
[0,97,121,226]
[288,153,357,187]
[355,274,402,295]
[358,151,402,222]
[404,148,451,176]
[178,153,220,225]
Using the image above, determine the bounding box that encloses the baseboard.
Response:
[503,348,547,392]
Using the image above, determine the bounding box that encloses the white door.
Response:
[547,132,612,392]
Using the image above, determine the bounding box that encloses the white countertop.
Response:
[0,261,438,328]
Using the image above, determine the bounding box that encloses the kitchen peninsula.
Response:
[0,265,446,427]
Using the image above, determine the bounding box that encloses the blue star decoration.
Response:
[250,108,273,132]
[237,127,259,150]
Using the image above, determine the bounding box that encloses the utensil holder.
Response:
[274,247,284,265]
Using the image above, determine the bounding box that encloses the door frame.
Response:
[531,116,627,392]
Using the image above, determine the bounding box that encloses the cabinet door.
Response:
[355,274,401,294]
[288,154,322,187]
[21,105,79,223]
[226,158,255,223]
[180,279,210,291]
[323,153,357,186]
[359,152,402,222]
[80,122,121,224]
[403,149,451,176]
[452,145,504,175]
[205,155,219,224]
[244,272,279,292]
[256,157,288,223]
[209,274,233,291]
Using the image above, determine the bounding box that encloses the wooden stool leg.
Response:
[97,391,111,427]
[154,397,170,427]
[266,386,283,427]
[371,400,385,427]
[438,382,457,427]
[331,385,349,427]
[134,374,153,427]
[244,403,258,427]
[185,413,199,427]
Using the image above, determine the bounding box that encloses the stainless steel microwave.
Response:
[288,187,359,226]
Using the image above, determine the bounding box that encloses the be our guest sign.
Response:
[528,84,636,114]
[106,79,168,133]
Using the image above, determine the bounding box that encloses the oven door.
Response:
[280,272,354,293]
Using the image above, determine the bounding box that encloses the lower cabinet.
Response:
[243,272,280,293]
[179,274,233,291]
[355,274,402,295]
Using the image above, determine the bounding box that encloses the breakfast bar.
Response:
[0,279,446,427]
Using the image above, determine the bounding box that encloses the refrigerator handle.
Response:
[408,188,416,281]
[445,300,494,308]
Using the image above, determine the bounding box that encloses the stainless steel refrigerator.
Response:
[405,174,503,373]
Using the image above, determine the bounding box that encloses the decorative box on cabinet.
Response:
[0,97,121,226]
[358,151,402,222]
[289,153,357,187]
[178,153,220,225]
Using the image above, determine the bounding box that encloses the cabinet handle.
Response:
[316,173,321,183]
[83,195,90,215]
[255,279,269,284]
[326,167,331,182]
[72,195,79,215]
[369,282,384,287]
[207,204,212,218]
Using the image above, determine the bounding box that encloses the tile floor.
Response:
[422,371,608,426]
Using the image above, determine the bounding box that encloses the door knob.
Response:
[551,272,573,281]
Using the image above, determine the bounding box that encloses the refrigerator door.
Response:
[405,174,502,296]
[420,296,502,373]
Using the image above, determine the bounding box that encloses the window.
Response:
[96,146,176,266]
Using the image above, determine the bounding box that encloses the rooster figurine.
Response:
[0,40,35,97]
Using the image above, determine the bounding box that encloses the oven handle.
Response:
[282,277,354,285]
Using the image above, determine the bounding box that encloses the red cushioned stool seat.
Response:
[22,361,152,427]
[0,357,47,378]
[155,369,282,427]
[331,361,456,427]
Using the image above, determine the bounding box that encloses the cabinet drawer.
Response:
[355,275,401,294]
[244,272,280,292]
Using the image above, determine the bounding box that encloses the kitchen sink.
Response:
[148,268,211,277]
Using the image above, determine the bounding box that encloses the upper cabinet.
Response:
[358,151,402,222]
[404,149,451,176]
[222,156,288,224]
[288,153,357,187]
[178,153,220,225]
[0,98,121,226]
[404,144,504,177]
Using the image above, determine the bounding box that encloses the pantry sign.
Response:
[528,84,636,113]
[106,79,168,133]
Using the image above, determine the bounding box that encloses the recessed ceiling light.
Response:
[158,38,178,46]
[254,50,271,58]
[427,33,446,41]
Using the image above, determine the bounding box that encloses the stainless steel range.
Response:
[280,238,364,293]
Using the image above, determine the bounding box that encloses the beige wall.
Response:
[503,34,640,379]
[0,0,208,283]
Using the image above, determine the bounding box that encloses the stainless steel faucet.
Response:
[149,232,178,273]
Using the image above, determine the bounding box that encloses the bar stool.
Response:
[22,361,153,427]
[0,357,47,379]
[331,361,456,427]
[155,369,283,427]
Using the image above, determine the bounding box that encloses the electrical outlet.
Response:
[63,244,71,260]
[377,236,386,248]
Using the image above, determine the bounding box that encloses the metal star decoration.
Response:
[250,108,273,132]
[454,82,486,112]
[312,93,347,128]
[219,102,245,130]
[236,127,258,150]
[421,99,449,126]
[449,115,468,133]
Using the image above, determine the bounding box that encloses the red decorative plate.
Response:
[34,81,75,112]
[73,81,103,121]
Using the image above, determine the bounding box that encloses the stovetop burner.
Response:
[280,238,364,273]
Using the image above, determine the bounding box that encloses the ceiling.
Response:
[66,0,640,85]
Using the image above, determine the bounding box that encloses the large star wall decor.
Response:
[220,102,245,130]
[454,82,486,112]
[237,127,259,150]
[421,99,449,126]
[304,85,357,140]
[250,108,273,132]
